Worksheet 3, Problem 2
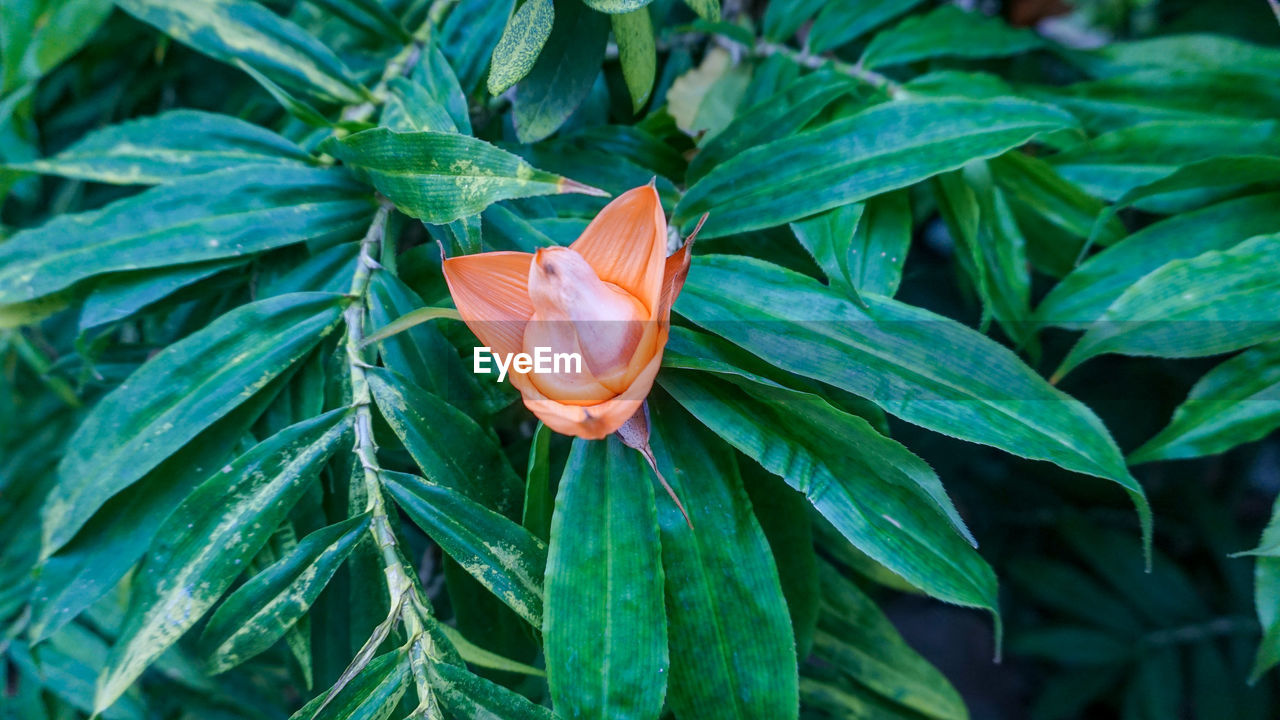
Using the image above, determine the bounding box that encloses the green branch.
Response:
[752,40,907,99]
[342,204,441,714]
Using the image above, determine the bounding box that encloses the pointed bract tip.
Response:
[686,212,710,244]
[646,175,657,188]
[560,178,610,198]
[616,404,694,530]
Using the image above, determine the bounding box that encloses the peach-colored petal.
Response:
[441,251,534,359]
[510,329,667,439]
[570,185,667,318]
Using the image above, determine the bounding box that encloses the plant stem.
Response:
[752,40,907,99]
[343,204,440,713]
[340,2,450,126]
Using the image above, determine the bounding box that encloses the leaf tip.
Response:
[559,177,609,198]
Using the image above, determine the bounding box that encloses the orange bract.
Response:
[442,185,691,439]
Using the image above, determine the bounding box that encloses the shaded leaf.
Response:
[861,5,1042,69]
[1131,341,1280,463]
[366,367,521,517]
[814,562,969,720]
[308,0,407,41]
[116,0,368,105]
[1055,234,1280,379]
[661,369,996,624]
[0,165,373,305]
[676,255,1150,555]
[687,70,859,184]
[94,409,352,713]
[612,7,656,112]
[326,128,604,224]
[544,436,669,719]
[649,397,799,720]
[1036,192,1280,328]
[43,292,346,555]
[487,0,555,96]
[199,513,371,674]
[6,109,313,184]
[675,98,1077,238]
[383,470,546,627]
[513,0,610,144]
[807,0,927,54]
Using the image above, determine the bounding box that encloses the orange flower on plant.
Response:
[442,184,693,440]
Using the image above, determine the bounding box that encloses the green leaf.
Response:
[28,370,292,642]
[436,624,545,677]
[544,436,668,719]
[792,191,912,301]
[1105,155,1280,215]
[413,38,474,134]
[235,58,338,128]
[0,165,374,305]
[1130,341,1280,463]
[989,151,1123,277]
[42,292,346,556]
[676,255,1151,556]
[761,0,825,42]
[513,0,610,144]
[791,201,868,305]
[674,97,1078,238]
[934,165,1033,347]
[326,128,604,224]
[12,622,146,720]
[523,422,554,543]
[94,409,352,714]
[116,0,368,105]
[1,0,112,94]
[807,0,926,54]
[430,660,556,719]
[661,370,996,623]
[78,258,246,332]
[307,0,408,41]
[649,397,799,720]
[199,513,371,674]
[1249,496,1280,682]
[385,77,460,133]
[383,470,546,627]
[861,5,1042,69]
[740,463,819,661]
[611,7,656,112]
[1027,70,1280,133]
[814,562,969,720]
[687,70,859,184]
[1048,119,1280,207]
[487,0,555,96]
[365,272,483,418]
[680,0,719,21]
[1070,34,1280,80]
[438,0,514,95]
[582,0,651,11]
[5,109,313,184]
[1036,192,1280,328]
[1054,234,1280,380]
[293,650,411,720]
[366,367,522,517]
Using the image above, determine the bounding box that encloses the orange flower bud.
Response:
[442,185,691,439]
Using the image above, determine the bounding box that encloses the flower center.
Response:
[522,247,653,404]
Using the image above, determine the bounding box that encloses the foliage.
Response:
[3,1,1280,719]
